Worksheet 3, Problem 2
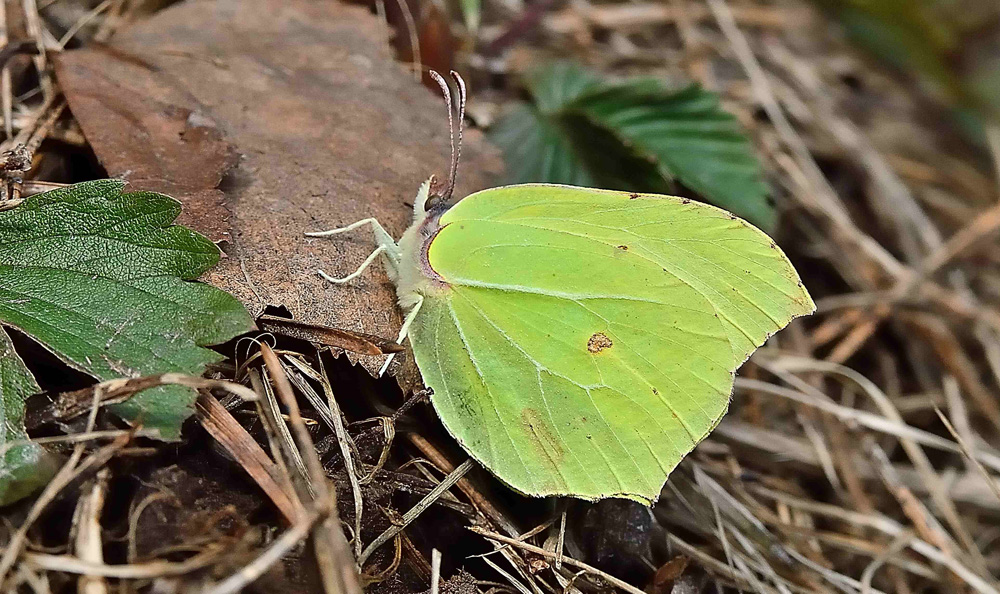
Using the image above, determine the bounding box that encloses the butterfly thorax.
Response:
[394,179,450,313]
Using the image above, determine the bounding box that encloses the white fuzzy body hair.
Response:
[392,178,446,313]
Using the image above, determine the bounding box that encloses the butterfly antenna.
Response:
[428,70,456,202]
[447,70,466,203]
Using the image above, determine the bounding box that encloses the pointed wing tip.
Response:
[794,282,818,317]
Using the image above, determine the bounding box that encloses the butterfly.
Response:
[308,72,813,502]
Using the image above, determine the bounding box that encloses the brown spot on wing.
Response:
[587,332,613,353]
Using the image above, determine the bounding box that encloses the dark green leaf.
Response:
[490,62,775,229]
[0,180,253,454]
[0,328,59,506]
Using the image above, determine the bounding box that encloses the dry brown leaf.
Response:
[53,48,238,241]
[55,0,502,381]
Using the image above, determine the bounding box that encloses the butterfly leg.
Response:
[377,294,424,377]
[306,217,402,280]
[317,245,387,283]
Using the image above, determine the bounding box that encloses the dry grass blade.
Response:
[764,358,990,564]
[282,355,344,441]
[481,556,534,594]
[260,343,362,594]
[23,548,223,578]
[55,0,115,49]
[753,487,1000,593]
[255,361,315,499]
[195,391,305,524]
[934,407,1000,507]
[314,352,366,560]
[734,377,1000,469]
[860,532,915,594]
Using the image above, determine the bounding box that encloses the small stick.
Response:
[391,388,432,422]
[27,372,258,430]
[358,459,473,566]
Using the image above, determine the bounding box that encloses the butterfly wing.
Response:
[407,184,813,501]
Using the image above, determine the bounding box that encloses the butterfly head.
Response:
[398,70,468,296]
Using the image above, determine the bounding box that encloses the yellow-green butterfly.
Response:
[309,72,813,502]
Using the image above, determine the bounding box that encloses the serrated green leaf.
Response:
[490,62,775,230]
[490,102,671,192]
[0,180,253,447]
[0,327,59,506]
[526,62,605,113]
